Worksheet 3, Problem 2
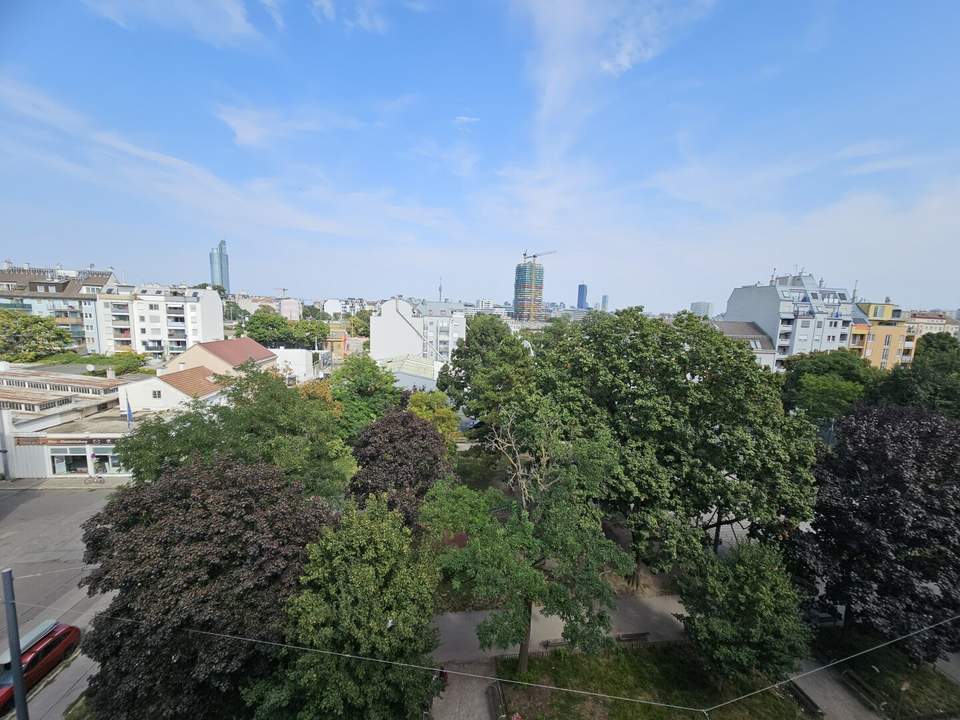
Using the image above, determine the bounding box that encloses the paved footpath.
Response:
[431,662,497,720]
[790,660,880,720]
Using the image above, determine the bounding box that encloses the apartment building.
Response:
[724,272,854,370]
[907,311,960,341]
[370,298,466,366]
[0,263,119,353]
[849,301,913,369]
[96,284,224,358]
[234,293,303,321]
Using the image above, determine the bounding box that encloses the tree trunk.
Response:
[713,508,724,554]
[630,545,643,589]
[517,600,533,674]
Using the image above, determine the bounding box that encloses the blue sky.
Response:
[0,0,957,312]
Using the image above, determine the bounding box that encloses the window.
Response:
[139,315,145,322]
[884,335,892,347]
[148,303,160,310]
[800,320,811,328]
[50,447,89,475]
[139,327,146,334]
[152,390,162,399]
[92,446,124,474]
[816,320,823,328]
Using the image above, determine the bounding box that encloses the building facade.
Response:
[577,284,588,310]
[370,298,466,365]
[209,239,230,294]
[907,311,960,341]
[724,273,854,370]
[849,301,912,369]
[710,321,776,370]
[0,264,119,353]
[513,260,544,321]
[95,285,224,359]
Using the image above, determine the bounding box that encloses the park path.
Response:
[791,660,881,720]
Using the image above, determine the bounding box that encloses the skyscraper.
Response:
[690,301,713,317]
[601,294,609,312]
[209,239,230,295]
[577,283,588,310]
[513,260,544,321]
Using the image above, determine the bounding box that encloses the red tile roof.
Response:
[197,338,275,367]
[158,366,224,398]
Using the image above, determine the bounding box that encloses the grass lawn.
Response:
[496,643,806,720]
[64,695,94,720]
[815,627,960,718]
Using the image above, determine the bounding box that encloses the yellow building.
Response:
[849,301,914,369]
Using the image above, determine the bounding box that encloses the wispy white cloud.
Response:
[411,139,479,177]
[83,0,259,46]
[312,0,391,33]
[215,104,362,146]
[453,115,480,126]
[259,0,284,29]
[311,0,336,22]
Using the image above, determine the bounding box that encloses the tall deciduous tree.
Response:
[677,543,810,683]
[407,390,460,452]
[244,306,295,347]
[328,355,403,439]
[0,309,72,361]
[245,498,440,720]
[81,462,330,720]
[797,405,960,661]
[782,349,882,425]
[347,308,372,337]
[421,434,632,674]
[349,410,450,523]
[115,367,355,498]
[437,313,533,423]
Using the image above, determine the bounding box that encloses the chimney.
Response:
[106,367,116,379]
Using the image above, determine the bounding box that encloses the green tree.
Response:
[437,313,533,423]
[421,433,632,674]
[81,461,330,720]
[244,306,295,347]
[115,366,356,498]
[328,355,403,439]
[347,308,372,337]
[191,282,227,299]
[782,349,881,425]
[872,332,960,419]
[302,305,331,321]
[225,300,250,323]
[529,310,818,563]
[677,543,810,683]
[407,390,460,452]
[0,309,72,361]
[245,498,440,720]
[291,318,329,350]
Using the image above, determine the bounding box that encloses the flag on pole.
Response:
[126,397,134,429]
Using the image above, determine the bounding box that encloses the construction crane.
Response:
[522,249,557,262]
[275,287,288,298]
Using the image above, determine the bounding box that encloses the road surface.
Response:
[0,486,114,719]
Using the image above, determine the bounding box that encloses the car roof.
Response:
[0,620,58,665]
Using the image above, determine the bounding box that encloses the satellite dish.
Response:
[85,364,96,372]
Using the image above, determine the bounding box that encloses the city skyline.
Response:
[0,2,958,312]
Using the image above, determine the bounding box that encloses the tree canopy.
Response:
[407,390,460,452]
[349,410,451,523]
[797,405,960,661]
[0,309,72,361]
[245,498,440,720]
[81,461,330,720]
[677,543,810,682]
[241,306,329,349]
[115,366,355,499]
[421,433,632,673]
[346,308,372,337]
[781,349,881,425]
[871,332,960,420]
[328,355,403,440]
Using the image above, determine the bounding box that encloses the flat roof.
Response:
[0,367,126,390]
[0,388,72,404]
[45,408,144,435]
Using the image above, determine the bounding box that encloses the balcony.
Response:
[110,303,130,312]
[113,329,131,339]
[167,329,187,340]
[166,305,185,315]
[167,316,186,326]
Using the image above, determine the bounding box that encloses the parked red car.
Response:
[0,620,81,713]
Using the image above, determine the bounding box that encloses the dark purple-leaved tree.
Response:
[803,405,960,661]
[349,410,450,523]
[80,461,331,719]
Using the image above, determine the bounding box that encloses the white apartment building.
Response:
[370,298,466,366]
[96,285,224,359]
[234,294,302,321]
[322,297,379,317]
[907,311,960,341]
[724,273,854,370]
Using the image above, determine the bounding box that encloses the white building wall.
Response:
[118,377,194,413]
[272,348,321,384]
[370,300,423,360]
[322,299,343,316]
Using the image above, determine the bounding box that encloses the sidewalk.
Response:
[0,476,129,491]
[431,662,496,720]
[791,660,881,720]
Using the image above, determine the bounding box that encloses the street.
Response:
[0,487,113,719]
